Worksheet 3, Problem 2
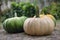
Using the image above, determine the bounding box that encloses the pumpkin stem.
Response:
[36,13,39,17]
[33,0,39,17]
[14,12,17,17]
[33,15,36,18]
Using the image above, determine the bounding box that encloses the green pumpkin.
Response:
[3,16,27,33]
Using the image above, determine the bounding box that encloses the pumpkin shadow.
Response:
[1,29,52,38]
[23,32,52,38]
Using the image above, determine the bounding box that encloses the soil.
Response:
[0,21,60,40]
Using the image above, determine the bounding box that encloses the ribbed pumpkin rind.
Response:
[23,17,55,35]
[3,16,27,33]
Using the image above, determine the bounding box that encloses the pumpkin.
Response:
[23,16,55,35]
[3,16,27,33]
[39,14,56,26]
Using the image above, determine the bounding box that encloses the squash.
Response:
[39,14,56,26]
[3,16,27,33]
[23,16,55,35]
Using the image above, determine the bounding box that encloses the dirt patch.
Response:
[0,22,60,40]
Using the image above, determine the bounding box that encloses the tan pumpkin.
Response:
[23,16,55,35]
[39,14,55,19]
[39,14,56,27]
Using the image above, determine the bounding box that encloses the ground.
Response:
[0,20,60,40]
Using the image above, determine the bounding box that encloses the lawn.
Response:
[0,20,60,40]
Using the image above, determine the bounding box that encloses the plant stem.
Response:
[34,0,37,5]
[36,8,39,17]
[34,0,39,17]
